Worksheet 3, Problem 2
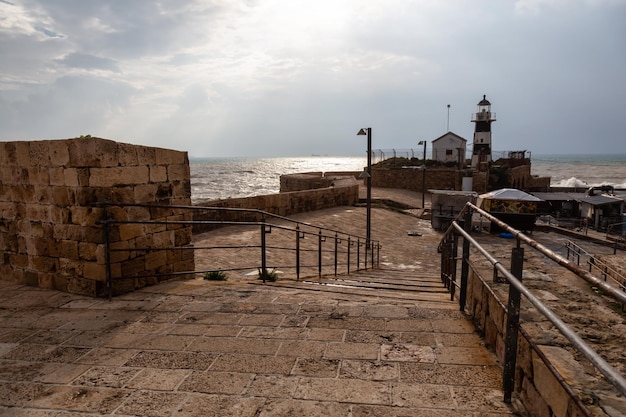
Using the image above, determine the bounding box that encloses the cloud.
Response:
[57,52,120,72]
[0,0,624,156]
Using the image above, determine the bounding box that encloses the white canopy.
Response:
[479,188,542,201]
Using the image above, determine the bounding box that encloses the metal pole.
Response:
[503,247,524,403]
[421,141,426,209]
[295,226,301,281]
[459,208,472,311]
[261,219,267,283]
[366,128,372,267]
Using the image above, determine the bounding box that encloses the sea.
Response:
[189,154,626,203]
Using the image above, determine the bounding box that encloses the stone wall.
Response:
[0,138,193,297]
[465,266,601,417]
[370,163,550,194]
[280,171,361,192]
[371,167,460,191]
[193,177,359,234]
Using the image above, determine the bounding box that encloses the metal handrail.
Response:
[564,240,626,293]
[96,202,380,297]
[440,202,626,398]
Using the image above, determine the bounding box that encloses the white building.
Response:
[431,131,467,165]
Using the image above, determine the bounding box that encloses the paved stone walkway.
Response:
[0,188,520,416]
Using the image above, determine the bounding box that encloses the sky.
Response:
[1,0,625,158]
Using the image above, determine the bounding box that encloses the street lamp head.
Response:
[357,128,368,136]
[417,140,426,145]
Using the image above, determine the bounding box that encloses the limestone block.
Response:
[149,165,168,183]
[14,141,31,166]
[119,223,144,241]
[25,235,49,256]
[83,262,106,281]
[58,240,79,259]
[64,168,80,187]
[69,206,101,227]
[38,273,55,289]
[25,203,51,222]
[121,257,145,276]
[78,242,98,261]
[68,137,119,168]
[152,231,175,247]
[11,167,30,184]
[29,255,56,273]
[0,167,11,186]
[89,166,150,187]
[167,164,190,182]
[29,141,50,166]
[145,251,166,270]
[520,376,551,417]
[49,167,65,186]
[0,143,9,166]
[137,146,156,165]
[126,206,152,222]
[49,140,70,166]
[67,276,97,297]
[74,186,113,206]
[50,187,71,207]
[107,186,134,204]
[25,270,39,286]
[534,346,584,417]
[134,183,158,203]
[28,166,50,185]
[117,143,139,166]
[155,148,187,165]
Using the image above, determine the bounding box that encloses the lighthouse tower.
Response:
[471,95,496,169]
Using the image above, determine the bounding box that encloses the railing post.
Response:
[376,242,380,268]
[347,237,351,275]
[334,233,339,277]
[101,205,112,301]
[318,229,323,278]
[440,238,451,289]
[261,217,267,283]
[357,238,361,271]
[295,225,301,281]
[503,246,524,403]
[460,209,472,311]
[450,234,459,301]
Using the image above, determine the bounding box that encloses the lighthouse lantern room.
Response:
[471,95,496,169]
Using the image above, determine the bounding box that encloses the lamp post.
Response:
[357,128,372,263]
[418,140,427,209]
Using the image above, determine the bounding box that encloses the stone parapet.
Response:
[0,137,193,297]
[465,266,600,417]
[193,177,359,234]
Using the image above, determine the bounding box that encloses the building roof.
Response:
[478,95,491,106]
[431,131,467,144]
[575,194,624,206]
[531,192,585,201]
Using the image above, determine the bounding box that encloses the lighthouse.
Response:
[471,95,496,169]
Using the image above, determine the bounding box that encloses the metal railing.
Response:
[564,240,626,297]
[438,202,626,402]
[97,202,380,298]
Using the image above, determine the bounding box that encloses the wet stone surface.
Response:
[0,189,522,416]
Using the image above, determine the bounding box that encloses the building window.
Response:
[446,149,453,156]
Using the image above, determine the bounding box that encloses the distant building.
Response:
[431,132,467,165]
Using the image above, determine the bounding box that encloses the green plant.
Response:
[204,270,228,281]
[78,134,92,138]
[258,268,278,282]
